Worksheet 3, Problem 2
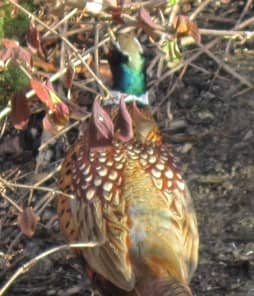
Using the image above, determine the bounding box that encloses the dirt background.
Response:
[0,1,254,295]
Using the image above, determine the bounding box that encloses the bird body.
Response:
[57,33,199,295]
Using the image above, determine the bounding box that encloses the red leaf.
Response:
[92,99,114,139]
[10,92,30,129]
[30,78,54,109]
[138,7,160,31]
[115,97,133,142]
[17,207,39,237]
[2,38,19,49]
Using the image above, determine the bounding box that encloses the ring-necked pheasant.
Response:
[57,33,199,296]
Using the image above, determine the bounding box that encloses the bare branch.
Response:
[0,241,103,296]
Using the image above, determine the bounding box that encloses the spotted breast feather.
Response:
[57,33,199,296]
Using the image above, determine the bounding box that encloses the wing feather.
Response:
[57,138,135,291]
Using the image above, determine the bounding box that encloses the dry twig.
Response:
[0,241,103,296]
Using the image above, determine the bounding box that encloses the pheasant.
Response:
[57,33,199,296]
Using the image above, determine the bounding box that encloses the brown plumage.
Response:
[57,97,199,296]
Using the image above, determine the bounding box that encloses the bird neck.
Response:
[119,60,146,96]
[108,46,146,97]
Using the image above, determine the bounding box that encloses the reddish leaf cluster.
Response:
[30,79,70,134]
[0,38,32,70]
[0,39,33,130]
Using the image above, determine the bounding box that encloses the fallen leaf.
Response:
[17,207,40,237]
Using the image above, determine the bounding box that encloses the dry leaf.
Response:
[139,7,159,30]
[138,7,161,34]
[98,62,112,86]
[173,15,201,44]
[112,6,124,24]
[26,23,45,58]
[17,207,39,237]
[65,65,75,90]
[92,99,114,139]
[33,56,56,73]
[10,92,30,130]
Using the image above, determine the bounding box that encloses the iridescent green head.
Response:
[108,33,146,96]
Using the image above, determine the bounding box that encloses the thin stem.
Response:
[0,241,103,295]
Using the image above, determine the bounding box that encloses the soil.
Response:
[0,1,254,296]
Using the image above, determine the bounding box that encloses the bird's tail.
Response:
[141,278,192,296]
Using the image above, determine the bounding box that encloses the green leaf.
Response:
[168,0,179,6]
[161,39,182,68]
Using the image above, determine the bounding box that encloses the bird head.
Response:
[107,32,146,97]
